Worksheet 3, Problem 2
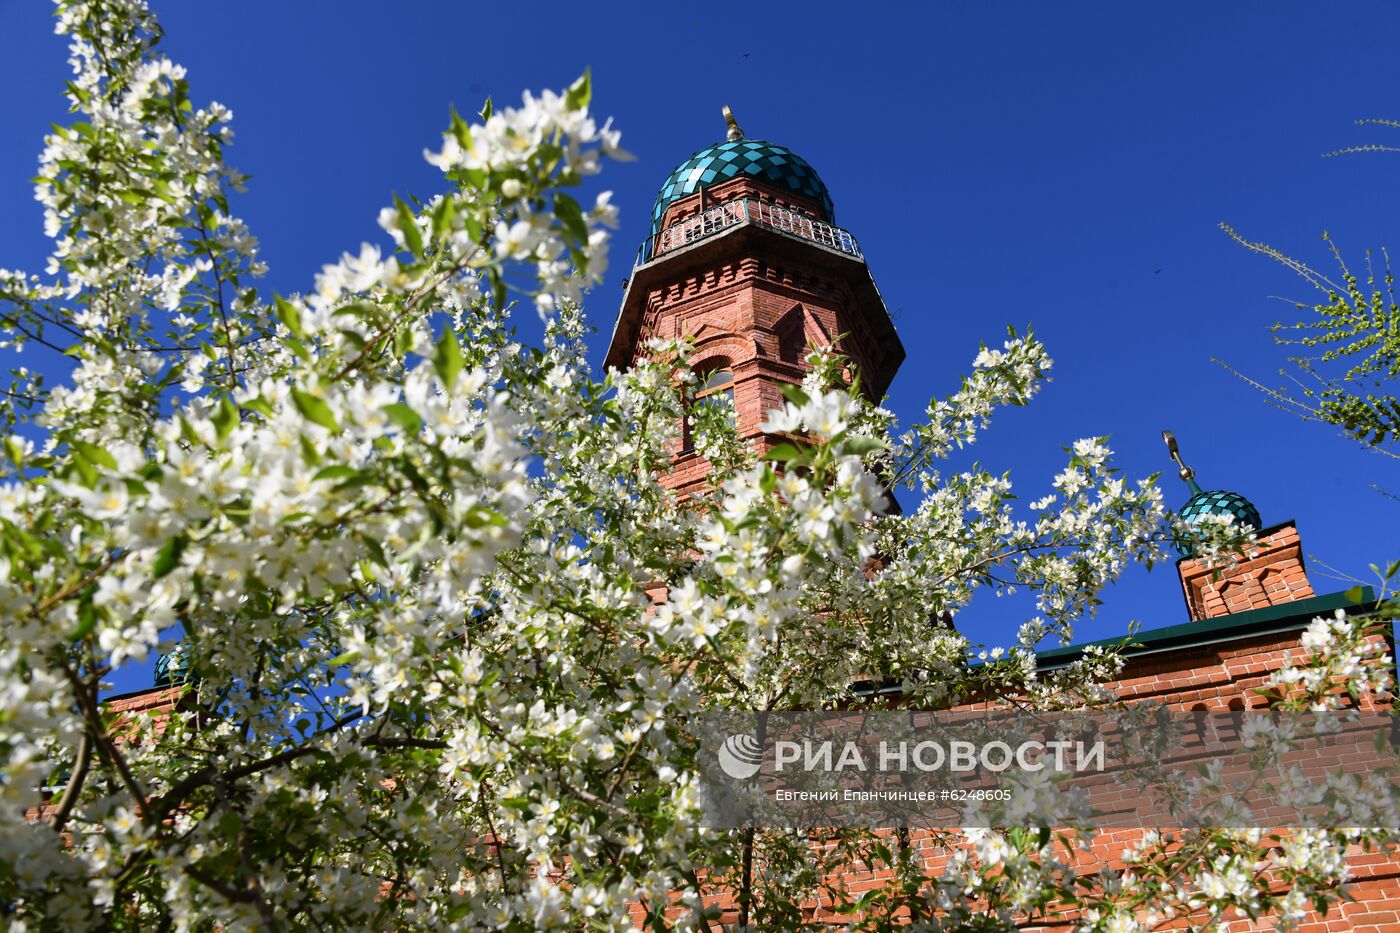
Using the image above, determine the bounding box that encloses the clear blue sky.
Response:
[2,2,1397,692]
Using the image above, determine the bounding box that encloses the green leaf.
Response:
[273,295,303,338]
[1,518,43,561]
[284,335,312,363]
[152,535,189,579]
[211,395,240,442]
[432,326,465,391]
[450,104,471,148]
[292,389,341,433]
[395,195,423,257]
[565,241,589,277]
[777,383,811,408]
[764,443,804,462]
[491,272,507,312]
[431,197,456,240]
[397,459,430,494]
[332,473,377,493]
[70,440,117,470]
[361,536,388,568]
[499,795,530,814]
[462,211,484,245]
[459,167,488,190]
[327,651,360,668]
[463,506,507,529]
[337,329,367,352]
[313,465,359,482]
[333,301,380,321]
[382,403,423,434]
[69,599,97,642]
[564,70,591,112]
[69,453,97,487]
[178,415,202,446]
[842,434,885,456]
[478,96,492,122]
[554,193,588,245]
[426,500,449,537]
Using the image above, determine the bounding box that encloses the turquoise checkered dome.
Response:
[154,642,196,688]
[1162,432,1264,557]
[650,139,834,236]
[1175,488,1262,556]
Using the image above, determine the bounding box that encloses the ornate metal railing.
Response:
[637,198,862,266]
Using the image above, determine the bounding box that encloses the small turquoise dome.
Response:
[650,139,833,236]
[1176,489,1263,555]
[154,643,196,688]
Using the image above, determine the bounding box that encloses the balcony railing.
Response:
[637,198,862,266]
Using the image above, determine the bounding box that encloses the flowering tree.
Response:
[1219,224,1400,460]
[1,1,1396,929]
[1218,118,1400,460]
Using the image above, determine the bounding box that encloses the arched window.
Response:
[697,368,734,406]
[682,367,734,452]
[775,305,807,364]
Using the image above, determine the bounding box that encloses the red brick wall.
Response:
[654,623,1399,929]
[28,685,187,824]
[635,525,1395,924]
[1034,625,1399,931]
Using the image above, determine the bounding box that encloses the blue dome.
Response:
[154,643,196,688]
[650,140,834,236]
[1175,489,1263,555]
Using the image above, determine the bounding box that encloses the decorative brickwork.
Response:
[1177,521,1316,621]
[609,175,903,500]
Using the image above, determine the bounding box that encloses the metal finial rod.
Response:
[722,105,744,141]
[1162,430,1202,492]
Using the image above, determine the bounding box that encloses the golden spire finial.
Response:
[722,105,744,142]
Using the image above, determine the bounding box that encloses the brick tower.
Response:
[605,109,904,495]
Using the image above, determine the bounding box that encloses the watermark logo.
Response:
[718,732,764,779]
[694,710,1397,829]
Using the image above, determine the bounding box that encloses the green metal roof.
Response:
[650,140,833,236]
[846,588,1379,699]
[1035,587,1376,670]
